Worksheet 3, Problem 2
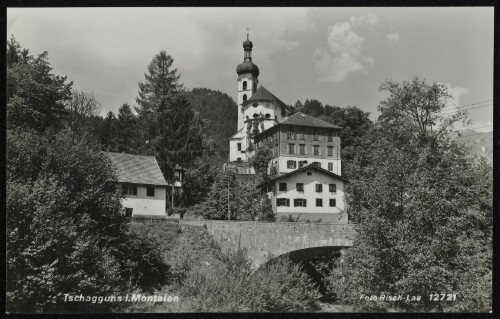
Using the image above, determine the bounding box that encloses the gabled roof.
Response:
[229,127,244,139]
[256,164,348,189]
[279,112,341,129]
[104,152,169,186]
[243,86,292,112]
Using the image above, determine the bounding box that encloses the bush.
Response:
[158,251,320,312]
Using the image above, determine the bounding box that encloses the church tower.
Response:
[236,33,259,130]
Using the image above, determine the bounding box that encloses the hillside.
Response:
[186,88,238,159]
[455,130,493,165]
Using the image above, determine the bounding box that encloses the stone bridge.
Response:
[180,220,356,268]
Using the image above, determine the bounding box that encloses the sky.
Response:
[7,7,494,132]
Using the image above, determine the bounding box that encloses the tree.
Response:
[326,77,492,311]
[153,94,206,178]
[100,111,119,152]
[116,103,140,153]
[6,128,170,312]
[249,145,274,180]
[65,90,102,136]
[188,170,274,221]
[7,36,72,132]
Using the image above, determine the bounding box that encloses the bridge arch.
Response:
[180,220,356,269]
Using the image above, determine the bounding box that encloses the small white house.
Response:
[258,164,348,223]
[105,152,169,218]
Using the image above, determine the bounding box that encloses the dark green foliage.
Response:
[7,36,73,133]
[7,128,124,312]
[116,103,140,153]
[249,145,274,180]
[100,111,119,152]
[178,156,222,207]
[150,252,320,312]
[188,171,274,221]
[136,50,182,115]
[294,98,373,179]
[186,88,238,158]
[326,77,492,312]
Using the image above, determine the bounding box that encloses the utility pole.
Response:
[227,178,230,221]
[171,166,175,208]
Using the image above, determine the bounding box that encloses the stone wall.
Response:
[180,220,356,268]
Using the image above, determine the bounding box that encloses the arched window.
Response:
[243,94,247,103]
[253,103,258,108]
[243,81,247,90]
[253,113,259,118]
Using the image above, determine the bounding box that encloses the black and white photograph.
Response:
[5,5,494,313]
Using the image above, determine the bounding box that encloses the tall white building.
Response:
[228,36,347,223]
[229,35,292,163]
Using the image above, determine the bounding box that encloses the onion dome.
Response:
[236,61,260,77]
[243,39,253,49]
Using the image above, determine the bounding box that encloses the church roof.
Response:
[104,152,169,186]
[279,112,341,129]
[256,164,348,189]
[243,86,292,112]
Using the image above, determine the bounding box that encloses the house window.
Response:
[328,134,333,142]
[299,144,305,155]
[296,183,304,192]
[307,171,312,175]
[316,184,323,192]
[277,198,290,206]
[279,183,287,191]
[253,82,257,92]
[265,113,271,118]
[298,132,304,140]
[316,198,323,207]
[243,81,247,90]
[281,109,286,117]
[243,94,247,102]
[253,103,258,108]
[253,113,259,118]
[122,184,137,196]
[147,187,155,197]
[288,130,296,140]
[287,160,296,169]
[237,157,241,162]
[327,146,333,156]
[274,145,279,155]
[294,198,307,207]
[329,184,337,193]
[237,143,241,151]
[328,162,333,171]
[313,145,319,155]
[288,144,295,155]
[299,161,308,169]
[125,207,133,217]
[329,199,336,207]
[313,132,319,141]
[312,162,321,168]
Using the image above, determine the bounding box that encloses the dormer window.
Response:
[243,81,247,90]
[265,113,271,118]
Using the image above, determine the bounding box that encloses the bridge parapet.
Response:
[180,220,356,268]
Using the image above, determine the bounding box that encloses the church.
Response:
[228,35,348,223]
